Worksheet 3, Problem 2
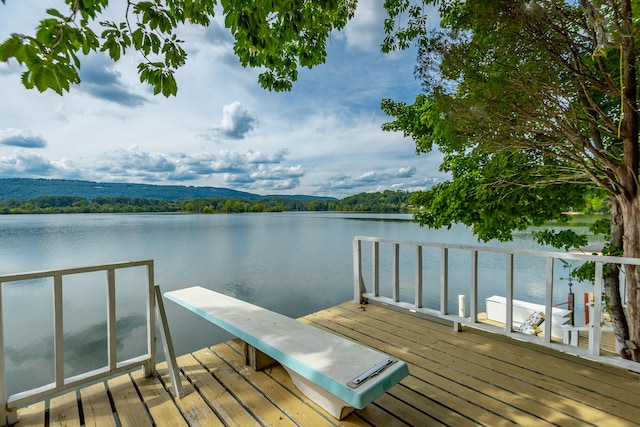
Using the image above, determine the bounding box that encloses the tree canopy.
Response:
[382,0,640,360]
[0,0,356,95]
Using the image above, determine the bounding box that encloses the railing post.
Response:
[441,248,448,315]
[353,239,364,303]
[415,245,423,309]
[506,254,514,335]
[392,243,400,302]
[590,262,604,355]
[544,257,554,344]
[143,262,156,377]
[0,281,7,426]
[53,275,64,388]
[372,241,380,297]
[107,268,117,370]
[470,251,478,322]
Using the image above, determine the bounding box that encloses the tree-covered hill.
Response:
[0,178,333,201]
[0,180,415,214]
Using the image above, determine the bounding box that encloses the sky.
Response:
[0,1,445,198]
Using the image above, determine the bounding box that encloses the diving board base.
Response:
[243,343,278,371]
[285,367,355,419]
[244,343,354,418]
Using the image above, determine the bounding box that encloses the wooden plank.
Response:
[212,343,342,427]
[79,382,116,427]
[309,308,560,426]
[372,392,445,427]
[192,346,297,426]
[176,353,253,426]
[49,390,80,427]
[158,358,223,427]
[14,401,45,427]
[356,402,418,427]
[106,374,152,427]
[304,304,608,425]
[131,369,188,427]
[344,303,640,417]
[314,303,640,426]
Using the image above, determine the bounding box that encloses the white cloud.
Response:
[210,102,258,139]
[342,1,387,52]
[0,152,57,176]
[0,129,47,148]
[78,54,148,107]
[246,150,287,164]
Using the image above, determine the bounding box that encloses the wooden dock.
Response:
[13,301,640,426]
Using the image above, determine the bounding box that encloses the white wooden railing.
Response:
[0,260,181,425]
[353,236,640,374]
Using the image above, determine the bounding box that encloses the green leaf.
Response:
[45,8,66,19]
[0,36,24,61]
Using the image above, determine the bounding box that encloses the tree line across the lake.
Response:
[0,189,608,215]
[0,191,415,214]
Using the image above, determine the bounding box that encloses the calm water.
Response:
[0,212,594,395]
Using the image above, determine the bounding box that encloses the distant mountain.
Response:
[0,178,335,201]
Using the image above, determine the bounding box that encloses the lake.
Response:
[0,212,595,395]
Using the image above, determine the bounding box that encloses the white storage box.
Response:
[486,295,571,339]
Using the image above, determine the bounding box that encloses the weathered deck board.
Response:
[14,300,640,427]
[107,374,153,427]
[131,369,188,427]
[302,302,640,426]
[79,381,116,427]
[48,390,80,427]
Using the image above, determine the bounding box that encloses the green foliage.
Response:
[338,190,412,212]
[533,230,589,252]
[0,1,356,96]
[381,1,631,250]
[0,191,411,215]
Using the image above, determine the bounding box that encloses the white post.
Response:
[353,239,363,303]
[441,248,448,315]
[415,245,423,309]
[470,250,478,322]
[143,262,156,377]
[392,243,400,302]
[506,254,514,335]
[372,241,379,297]
[53,275,64,388]
[0,281,6,426]
[107,269,117,370]
[544,257,554,344]
[458,295,466,317]
[590,262,603,355]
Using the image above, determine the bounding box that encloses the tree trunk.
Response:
[620,196,640,361]
[617,0,640,362]
[604,198,630,358]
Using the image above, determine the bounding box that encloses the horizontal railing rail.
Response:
[353,236,640,374]
[0,260,181,425]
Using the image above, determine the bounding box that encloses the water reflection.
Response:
[4,314,145,395]
[225,282,257,301]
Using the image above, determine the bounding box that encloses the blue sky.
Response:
[0,1,445,198]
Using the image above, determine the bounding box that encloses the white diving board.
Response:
[164,286,409,419]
